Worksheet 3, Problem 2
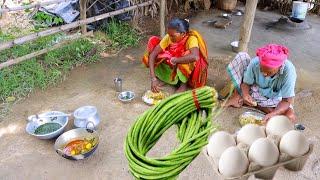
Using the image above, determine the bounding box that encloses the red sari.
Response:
[142,30,208,88]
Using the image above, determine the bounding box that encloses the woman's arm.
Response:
[171,47,199,64]
[241,83,251,97]
[149,45,163,79]
[241,83,257,106]
[263,97,293,121]
[273,98,292,115]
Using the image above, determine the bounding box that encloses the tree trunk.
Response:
[160,0,166,37]
[238,0,258,52]
[80,0,87,34]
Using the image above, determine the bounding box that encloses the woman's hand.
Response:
[243,94,257,107]
[151,77,161,93]
[170,57,178,65]
[241,83,257,107]
[263,112,276,124]
[170,57,178,70]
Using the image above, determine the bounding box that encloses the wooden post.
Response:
[238,0,258,52]
[160,0,166,37]
[80,0,87,34]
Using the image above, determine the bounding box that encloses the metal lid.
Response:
[74,106,97,119]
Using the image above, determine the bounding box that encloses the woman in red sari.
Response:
[142,18,208,93]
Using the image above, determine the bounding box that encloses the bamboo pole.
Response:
[0,0,6,19]
[0,31,93,70]
[0,0,73,13]
[0,0,154,51]
[160,0,166,37]
[80,0,87,34]
[238,0,258,52]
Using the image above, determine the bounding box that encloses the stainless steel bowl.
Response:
[26,111,69,140]
[54,128,99,160]
[222,13,231,19]
[235,11,243,16]
[231,41,239,52]
[239,111,265,126]
[118,91,135,103]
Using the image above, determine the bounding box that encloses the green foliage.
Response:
[22,1,32,13]
[0,33,99,101]
[33,12,64,29]
[0,30,15,42]
[102,19,141,49]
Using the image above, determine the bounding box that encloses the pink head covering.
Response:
[256,44,289,68]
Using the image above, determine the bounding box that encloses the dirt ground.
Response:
[1,7,320,180]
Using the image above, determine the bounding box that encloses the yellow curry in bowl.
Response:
[63,137,98,156]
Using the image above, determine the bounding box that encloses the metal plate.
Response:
[239,111,265,126]
[142,90,168,106]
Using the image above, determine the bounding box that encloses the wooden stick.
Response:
[160,0,166,37]
[80,0,87,34]
[0,0,154,51]
[0,0,73,13]
[238,0,258,52]
[0,31,93,70]
[0,0,6,18]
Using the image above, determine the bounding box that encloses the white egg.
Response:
[266,115,293,137]
[248,138,279,166]
[219,146,249,178]
[280,130,309,157]
[237,124,266,146]
[207,131,236,159]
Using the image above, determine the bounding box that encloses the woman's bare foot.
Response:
[284,108,296,123]
[175,83,188,93]
[222,90,243,108]
[158,80,166,87]
[257,107,274,114]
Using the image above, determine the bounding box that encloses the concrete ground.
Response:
[0,7,320,180]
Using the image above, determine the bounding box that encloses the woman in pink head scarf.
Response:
[223,44,297,123]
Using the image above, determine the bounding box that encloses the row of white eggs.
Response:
[207,115,310,178]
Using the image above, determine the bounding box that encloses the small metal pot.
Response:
[73,106,100,129]
[114,78,122,92]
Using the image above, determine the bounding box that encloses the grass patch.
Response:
[0,33,99,102]
[102,19,141,49]
[0,20,143,119]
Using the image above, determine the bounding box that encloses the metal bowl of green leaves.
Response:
[26,111,69,140]
[118,91,135,103]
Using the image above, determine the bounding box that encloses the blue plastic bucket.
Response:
[291,1,309,20]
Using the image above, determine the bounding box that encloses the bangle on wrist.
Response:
[170,58,177,65]
[151,77,157,82]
